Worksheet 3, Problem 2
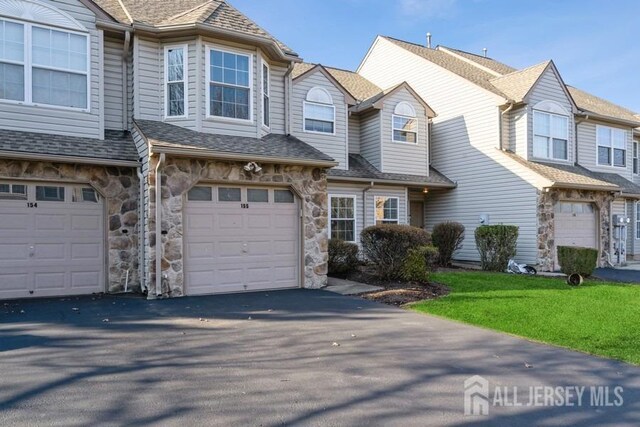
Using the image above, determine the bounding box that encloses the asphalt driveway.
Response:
[1,290,638,426]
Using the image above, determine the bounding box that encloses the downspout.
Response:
[136,166,146,293]
[155,153,166,297]
[284,62,294,135]
[499,101,515,151]
[122,31,131,130]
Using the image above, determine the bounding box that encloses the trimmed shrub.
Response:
[432,221,465,266]
[402,245,439,283]
[474,225,519,271]
[557,246,598,277]
[360,224,431,279]
[328,239,359,275]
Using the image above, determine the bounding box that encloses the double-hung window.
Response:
[597,126,626,167]
[0,19,89,109]
[330,196,356,242]
[262,62,269,128]
[533,110,568,160]
[165,45,187,117]
[392,102,418,143]
[208,48,251,120]
[304,87,334,134]
[633,142,638,175]
[375,196,399,225]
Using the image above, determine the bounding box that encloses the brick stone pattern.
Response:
[147,156,329,298]
[537,189,613,271]
[0,159,140,292]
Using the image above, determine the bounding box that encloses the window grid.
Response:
[533,110,568,160]
[375,196,399,225]
[633,142,638,175]
[208,48,251,121]
[330,196,356,242]
[304,101,335,134]
[597,125,627,167]
[165,46,187,117]
[392,114,417,143]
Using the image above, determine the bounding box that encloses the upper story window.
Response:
[208,47,251,121]
[597,125,626,168]
[304,87,335,134]
[533,110,568,160]
[262,62,269,128]
[165,45,187,118]
[0,18,88,109]
[634,142,638,175]
[375,196,399,225]
[392,102,417,143]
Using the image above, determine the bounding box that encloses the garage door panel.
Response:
[273,240,297,255]
[71,271,101,288]
[34,272,66,290]
[0,273,30,291]
[71,243,101,260]
[247,214,270,229]
[71,214,101,231]
[35,213,67,231]
[0,243,28,260]
[187,214,215,230]
[218,213,243,229]
[0,213,31,231]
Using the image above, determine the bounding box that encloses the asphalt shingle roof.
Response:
[93,0,296,55]
[292,63,382,103]
[134,119,334,164]
[329,154,455,187]
[567,86,639,124]
[588,171,640,197]
[489,61,551,102]
[438,46,517,75]
[0,129,138,162]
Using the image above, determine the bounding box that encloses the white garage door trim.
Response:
[0,180,107,300]
[554,200,599,268]
[184,184,302,296]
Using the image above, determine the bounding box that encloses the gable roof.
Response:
[92,0,296,56]
[567,86,640,125]
[489,61,551,102]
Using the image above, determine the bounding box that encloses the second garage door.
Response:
[554,201,598,267]
[184,185,300,295]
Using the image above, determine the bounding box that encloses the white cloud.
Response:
[398,0,459,18]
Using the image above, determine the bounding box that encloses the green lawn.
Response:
[411,272,640,365]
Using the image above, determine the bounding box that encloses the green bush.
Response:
[432,221,465,266]
[360,224,431,279]
[557,246,598,277]
[402,245,439,283]
[474,225,519,271]
[328,239,359,275]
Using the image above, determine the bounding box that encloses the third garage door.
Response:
[184,185,300,295]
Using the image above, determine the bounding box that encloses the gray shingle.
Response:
[134,119,335,164]
[329,154,455,187]
[489,61,551,102]
[587,171,640,197]
[0,128,138,162]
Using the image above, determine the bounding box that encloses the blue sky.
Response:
[232,0,640,112]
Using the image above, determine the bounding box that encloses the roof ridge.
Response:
[161,0,221,24]
[491,60,551,80]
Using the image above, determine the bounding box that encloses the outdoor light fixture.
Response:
[243,162,262,173]
[423,187,429,194]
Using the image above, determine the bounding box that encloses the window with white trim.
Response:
[633,141,638,175]
[637,202,640,239]
[304,87,335,134]
[0,182,26,200]
[533,110,568,160]
[375,196,399,225]
[208,48,251,120]
[0,18,88,108]
[330,196,356,242]
[392,102,417,143]
[262,61,269,127]
[597,125,626,167]
[165,45,186,117]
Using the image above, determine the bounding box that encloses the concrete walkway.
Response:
[1,290,638,426]
[325,277,383,295]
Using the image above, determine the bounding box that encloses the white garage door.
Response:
[184,185,300,295]
[0,182,105,300]
[555,201,597,265]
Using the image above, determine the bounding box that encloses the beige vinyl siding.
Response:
[268,62,287,135]
[380,87,428,175]
[348,115,361,154]
[134,36,161,121]
[577,120,634,180]
[359,110,381,169]
[365,186,408,227]
[507,106,527,158]
[328,183,366,244]
[291,69,348,169]
[159,40,197,130]
[359,37,539,264]
[104,37,124,130]
[0,0,101,138]
[527,68,575,163]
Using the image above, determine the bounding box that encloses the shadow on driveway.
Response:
[593,268,640,284]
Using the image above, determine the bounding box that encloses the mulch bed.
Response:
[333,265,450,306]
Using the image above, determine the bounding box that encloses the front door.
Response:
[410,201,425,228]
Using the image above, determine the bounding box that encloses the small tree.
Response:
[402,245,439,283]
[474,225,519,271]
[431,221,465,266]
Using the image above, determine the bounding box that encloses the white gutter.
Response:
[499,101,515,150]
[284,62,294,135]
[155,153,165,297]
[136,166,146,293]
[0,151,138,167]
[329,175,456,189]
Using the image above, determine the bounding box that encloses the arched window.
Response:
[392,101,417,143]
[304,87,335,134]
[0,0,90,109]
[532,100,570,160]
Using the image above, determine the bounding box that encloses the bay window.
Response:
[262,62,270,127]
[165,45,187,117]
[597,126,626,167]
[0,18,88,109]
[533,110,568,160]
[375,196,399,225]
[208,48,251,120]
[330,196,356,242]
[304,87,335,134]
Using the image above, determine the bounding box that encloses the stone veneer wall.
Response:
[148,156,329,298]
[537,188,613,271]
[0,159,140,292]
